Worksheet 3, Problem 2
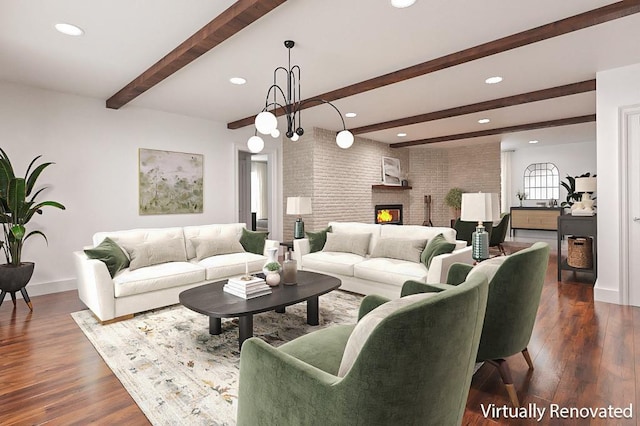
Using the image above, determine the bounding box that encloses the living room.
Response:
[2,1,640,424]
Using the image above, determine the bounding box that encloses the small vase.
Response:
[266,272,281,286]
[282,251,297,285]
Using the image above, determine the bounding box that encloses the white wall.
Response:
[509,141,596,209]
[0,82,248,296]
[595,62,640,304]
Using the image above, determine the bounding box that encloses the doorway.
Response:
[237,151,271,233]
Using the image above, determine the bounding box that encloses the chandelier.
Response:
[247,40,354,153]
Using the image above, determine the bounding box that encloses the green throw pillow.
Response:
[84,237,130,278]
[421,233,456,268]
[306,226,332,253]
[240,228,269,255]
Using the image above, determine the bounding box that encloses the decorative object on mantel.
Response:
[138,148,203,215]
[560,172,596,212]
[516,190,527,207]
[461,192,500,262]
[571,176,597,216]
[247,40,354,153]
[286,197,312,239]
[0,149,66,311]
[381,156,402,185]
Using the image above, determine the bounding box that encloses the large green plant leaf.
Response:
[24,230,47,244]
[23,200,65,225]
[25,161,54,196]
[10,224,25,241]
[7,178,26,221]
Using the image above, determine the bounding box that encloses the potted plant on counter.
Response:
[0,149,65,310]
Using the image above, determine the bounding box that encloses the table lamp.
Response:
[461,192,500,262]
[573,176,597,215]
[286,196,312,239]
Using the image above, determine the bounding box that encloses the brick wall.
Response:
[282,128,500,237]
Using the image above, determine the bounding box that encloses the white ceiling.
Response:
[2,0,638,151]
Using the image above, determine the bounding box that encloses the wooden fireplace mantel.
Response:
[372,185,412,190]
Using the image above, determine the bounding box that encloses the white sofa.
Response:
[293,222,473,299]
[73,223,277,322]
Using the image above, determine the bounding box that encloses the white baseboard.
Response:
[593,281,620,305]
[7,278,76,299]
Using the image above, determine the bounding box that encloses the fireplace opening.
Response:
[375,204,403,225]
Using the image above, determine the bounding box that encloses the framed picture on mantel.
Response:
[382,156,402,185]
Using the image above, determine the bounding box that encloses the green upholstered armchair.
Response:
[453,218,493,246]
[237,274,490,426]
[441,241,550,407]
[489,213,510,256]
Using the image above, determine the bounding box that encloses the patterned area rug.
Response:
[72,290,361,426]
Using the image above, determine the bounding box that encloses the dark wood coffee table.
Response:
[179,271,341,349]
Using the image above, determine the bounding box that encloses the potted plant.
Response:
[0,148,65,310]
[516,190,527,207]
[263,261,281,286]
[444,187,464,219]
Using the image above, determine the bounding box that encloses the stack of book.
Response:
[224,275,272,299]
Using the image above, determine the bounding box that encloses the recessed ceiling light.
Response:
[54,23,84,36]
[529,140,539,144]
[345,112,357,118]
[391,0,416,8]
[229,77,246,85]
[478,118,491,124]
[485,76,503,84]
[397,132,407,137]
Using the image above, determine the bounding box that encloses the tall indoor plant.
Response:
[444,187,464,219]
[0,148,65,309]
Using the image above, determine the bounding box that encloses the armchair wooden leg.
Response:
[488,359,520,407]
[522,347,534,370]
[498,243,507,256]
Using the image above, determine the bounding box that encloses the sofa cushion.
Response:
[192,237,245,261]
[328,222,381,255]
[467,255,508,284]
[302,251,365,277]
[370,238,427,263]
[354,258,428,286]
[421,233,456,268]
[94,227,187,262]
[113,262,205,297]
[323,232,371,257]
[195,252,266,281]
[239,228,269,255]
[338,292,437,377]
[126,238,188,271]
[380,224,456,244]
[183,223,245,260]
[84,237,130,278]
[306,226,332,253]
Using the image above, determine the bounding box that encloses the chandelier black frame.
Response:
[248,40,354,153]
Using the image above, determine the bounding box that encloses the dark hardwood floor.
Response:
[0,245,637,425]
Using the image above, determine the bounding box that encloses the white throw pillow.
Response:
[323,232,371,257]
[191,237,245,261]
[337,292,437,377]
[467,256,508,284]
[127,238,187,271]
[370,238,427,263]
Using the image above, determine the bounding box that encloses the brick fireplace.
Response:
[375,204,403,225]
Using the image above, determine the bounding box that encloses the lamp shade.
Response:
[286,197,312,215]
[575,177,596,193]
[460,193,500,223]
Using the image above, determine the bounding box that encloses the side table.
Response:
[280,241,294,251]
[557,215,597,282]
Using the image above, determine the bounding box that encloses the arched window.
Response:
[523,163,559,200]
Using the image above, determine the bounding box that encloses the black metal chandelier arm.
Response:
[297,98,348,130]
[263,84,288,110]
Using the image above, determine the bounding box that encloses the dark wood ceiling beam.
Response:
[227,1,640,130]
[106,0,288,109]
[350,80,595,135]
[390,115,596,148]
